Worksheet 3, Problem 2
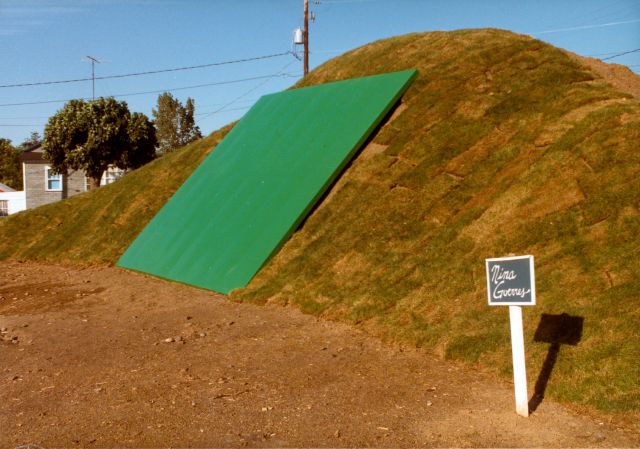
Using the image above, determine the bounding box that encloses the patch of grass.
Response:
[445,331,504,363]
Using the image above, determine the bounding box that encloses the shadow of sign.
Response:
[529,313,584,413]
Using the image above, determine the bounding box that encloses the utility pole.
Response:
[84,55,101,100]
[303,0,309,76]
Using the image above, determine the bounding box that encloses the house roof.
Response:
[22,142,41,152]
[22,144,47,163]
[0,182,16,192]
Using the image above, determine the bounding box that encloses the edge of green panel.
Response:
[240,69,418,292]
[117,69,418,294]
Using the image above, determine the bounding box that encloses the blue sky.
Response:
[1,0,638,145]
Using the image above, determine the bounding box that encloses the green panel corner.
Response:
[117,69,417,293]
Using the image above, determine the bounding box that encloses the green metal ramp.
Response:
[117,69,417,293]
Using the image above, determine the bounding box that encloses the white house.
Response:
[0,144,124,216]
[22,144,88,209]
[0,182,26,216]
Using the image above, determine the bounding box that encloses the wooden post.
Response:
[303,0,309,76]
[509,305,529,417]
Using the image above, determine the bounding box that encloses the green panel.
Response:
[117,70,417,293]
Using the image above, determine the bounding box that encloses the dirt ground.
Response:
[0,261,638,448]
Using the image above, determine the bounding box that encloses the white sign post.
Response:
[509,305,529,417]
[486,255,535,418]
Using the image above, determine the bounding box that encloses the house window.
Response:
[45,166,62,191]
[0,200,8,217]
[102,167,123,185]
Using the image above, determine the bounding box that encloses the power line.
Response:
[0,104,263,126]
[1,69,301,126]
[588,48,640,57]
[0,115,51,119]
[0,72,300,108]
[533,18,640,35]
[195,105,252,117]
[0,124,43,127]
[199,60,299,120]
[0,51,292,89]
[195,100,258,114]
[601,48,640,61]
[557,0,634,31]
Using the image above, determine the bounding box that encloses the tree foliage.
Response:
[43,97,157,188]
[179,98,201,145]
[122,112,156,169]
[152,93,202,154]
[0,138,22,190]
[19,131,42,151]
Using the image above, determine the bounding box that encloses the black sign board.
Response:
[486,255,535,306]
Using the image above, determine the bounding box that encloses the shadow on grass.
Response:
[529,313,584,413]
[293,99,403,233]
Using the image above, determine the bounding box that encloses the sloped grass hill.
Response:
[235,29,640,420]
[1,29,638,422]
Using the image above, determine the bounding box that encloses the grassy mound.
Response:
[1,29,638,421]
[234,29,640,419]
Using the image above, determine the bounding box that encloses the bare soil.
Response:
[1,261,638,448]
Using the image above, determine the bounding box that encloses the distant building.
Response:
[0,182,14,192]
[0,144,124,215]
[22,144,89,210]
[0,183,25,216]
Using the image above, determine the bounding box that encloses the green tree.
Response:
[121,112,156,169]
[178,97,202,145]
[152,93,201,154]
[43,97,156,189]
[0,138,22,190]
[19,131,42,150]
[152,93,180,154]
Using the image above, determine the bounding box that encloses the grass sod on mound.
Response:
[233,29,640,419]
[0,29,638,422]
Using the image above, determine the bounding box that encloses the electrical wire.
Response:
[0,115,51,119]
[588,48,639,57]
[0,98,264,125]
[195,98,258,113]
[0,72,300,108]
[533,18,640,35]
[0,51,292,89]
[550,0,633,33]
[198,60,299,120]
[0,124,43,127]
[195,105,252,117]
[601,48,640,61]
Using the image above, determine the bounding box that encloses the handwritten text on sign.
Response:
[486,256,536,306]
